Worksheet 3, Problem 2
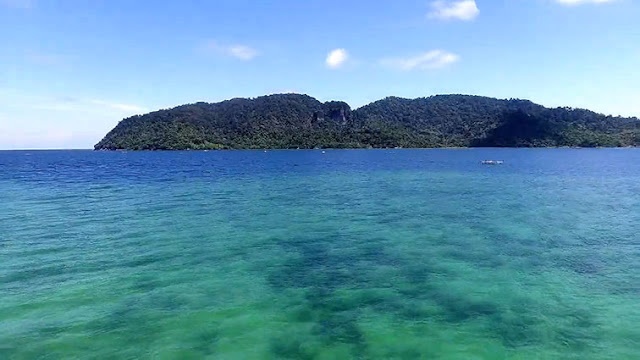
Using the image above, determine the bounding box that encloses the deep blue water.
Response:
[1,149,639,359]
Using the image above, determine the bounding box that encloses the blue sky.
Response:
[1,0,638,149]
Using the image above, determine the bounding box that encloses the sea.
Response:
[0,149,638,359]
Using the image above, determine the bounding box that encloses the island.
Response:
[95,94,640,150]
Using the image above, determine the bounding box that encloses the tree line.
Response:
[94,94,640,150]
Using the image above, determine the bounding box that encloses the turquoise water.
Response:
[1,149,638,359]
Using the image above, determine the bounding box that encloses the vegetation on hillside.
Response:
[94,94,640,150]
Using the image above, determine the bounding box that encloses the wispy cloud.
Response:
[18,95,146,114]
[428,0,479,21]
[200,41,259,61]
[554,0,619,5]
[380,50,460,71]
[25,52,69,67]
[268,89,301,95]
[88,100,147,113]
[326,48,349,69]
[227,45,259,60]
[0,0,34,9]
[0,90,147,149]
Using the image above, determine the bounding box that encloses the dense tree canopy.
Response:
[94,94,640,150]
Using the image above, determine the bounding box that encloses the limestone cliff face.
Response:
[323,101,352,125]
[312,101,351,125]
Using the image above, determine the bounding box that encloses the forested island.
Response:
[95,94,640,150]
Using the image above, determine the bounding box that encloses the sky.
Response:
[1,0,639,149]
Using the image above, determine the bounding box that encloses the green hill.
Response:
[95,94,640,150]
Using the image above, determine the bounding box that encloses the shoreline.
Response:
[4,146,640,152]
[93,146,640,151]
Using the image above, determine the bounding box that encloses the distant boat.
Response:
[481,160,504,165]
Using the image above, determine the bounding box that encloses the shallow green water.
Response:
[1,149,638,359]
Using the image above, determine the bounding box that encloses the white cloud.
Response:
[201,41,259,61]
[380,50,460,71]
[428,0,479,21]
[326,48,349,69]
[554,0,618,5]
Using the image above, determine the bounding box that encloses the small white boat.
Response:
[481,160,504,165]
